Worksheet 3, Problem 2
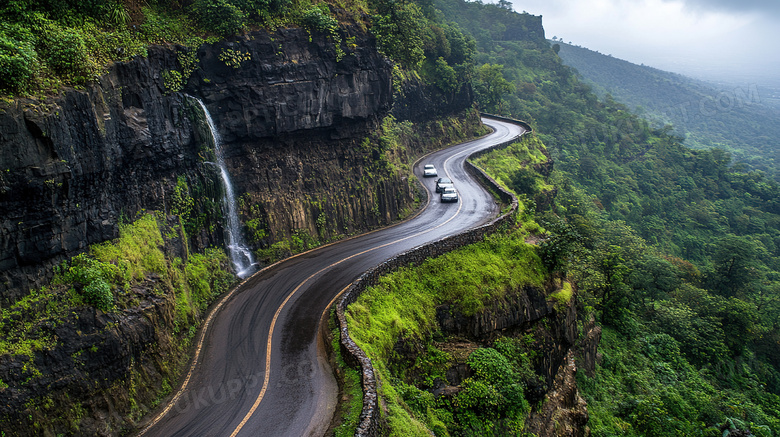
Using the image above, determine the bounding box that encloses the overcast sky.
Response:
[507,0,780,85]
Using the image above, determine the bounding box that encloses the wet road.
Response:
[138,117,526,436]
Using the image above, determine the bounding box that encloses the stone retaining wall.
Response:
[335,115,530,436]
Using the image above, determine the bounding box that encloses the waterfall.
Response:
[191,97,257,279]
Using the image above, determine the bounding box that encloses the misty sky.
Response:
[507,0,780,85]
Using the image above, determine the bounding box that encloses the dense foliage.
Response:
[0,0,480,98]
[437,0,780,434]
[0,0,356,96]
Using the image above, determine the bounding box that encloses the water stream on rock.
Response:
[192,97,257,279]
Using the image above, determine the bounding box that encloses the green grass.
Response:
[548,281,573,307]
[331,323,365,437]
[471,135,551,193]
[347,229,544,363]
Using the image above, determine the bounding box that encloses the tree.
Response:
[430,57,458,95]
[539,217,582,285]
[629,253,680,309]
[192,0,247,36]
[474,63,515,113]
[371,1,426,68]
[705,234,760,297]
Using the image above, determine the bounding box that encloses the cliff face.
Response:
[0,26,396,306]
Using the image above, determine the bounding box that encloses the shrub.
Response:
[162,69,183,93]
[218,48,251,68]
[82,278,114,311]
[192,0,247,36]
[0,33,37,93]
[40,25,94,82]
[57,253,118,311]
[301,5,337,33]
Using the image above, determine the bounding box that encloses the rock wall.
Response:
[0,26,398,306]
[0,280,182,435]
[391,74,473,123]
[436,284,579,387]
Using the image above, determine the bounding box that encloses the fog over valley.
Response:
[504,0,780,88]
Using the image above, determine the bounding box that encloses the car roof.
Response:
[443,186,456,192]
[437,177,452,182]
[424,164,435,168]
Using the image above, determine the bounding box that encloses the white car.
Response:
[440,186,459,203]
[423,164,438,177]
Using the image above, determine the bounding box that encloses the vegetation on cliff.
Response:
[0,212,235,434]
[345,225,555,435]
[0,0,476,99]
[0,0,354,95]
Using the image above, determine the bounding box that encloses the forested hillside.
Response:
[555,41,780,180]
[434,0,780,435]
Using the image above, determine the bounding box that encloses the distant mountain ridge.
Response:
[555,41,780,179]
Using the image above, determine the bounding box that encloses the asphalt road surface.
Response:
[137,117,526,436]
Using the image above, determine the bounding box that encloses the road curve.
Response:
[138,117,526,436]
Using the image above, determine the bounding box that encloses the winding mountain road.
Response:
[137,117,526,436]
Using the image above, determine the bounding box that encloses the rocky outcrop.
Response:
[0,283,179,435]
[436,285,579,387]
[524,351,590,437]
[391,73,473,123]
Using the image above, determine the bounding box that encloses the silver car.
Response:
[423,164,438,177]
[440,186,459,203]
[435,177,454,193]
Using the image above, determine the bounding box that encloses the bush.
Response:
[82,278,114,311]
[192,0,247,36]
[301,5,337,33]
[57,253,118,312]
[0,33,37,93]
[162,69,183,93]
[40,25,94,82]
